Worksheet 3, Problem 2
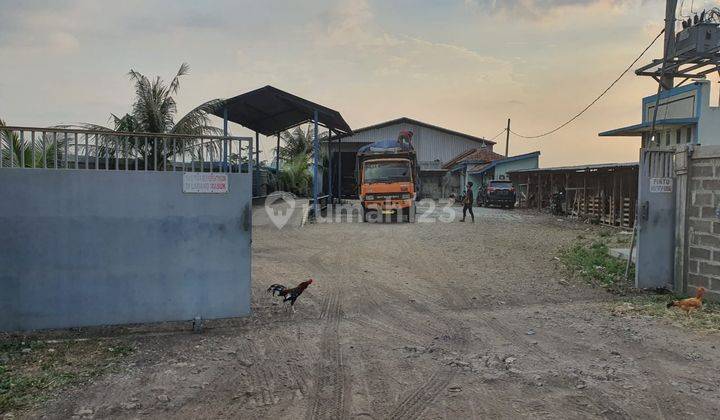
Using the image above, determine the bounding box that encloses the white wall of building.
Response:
[338,120,491,167]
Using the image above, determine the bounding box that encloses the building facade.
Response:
[600,80,720,148]
[324,117,496,199]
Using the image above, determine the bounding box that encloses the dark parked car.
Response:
[478,180,516,208]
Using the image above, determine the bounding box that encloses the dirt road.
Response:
[30,207,720,419]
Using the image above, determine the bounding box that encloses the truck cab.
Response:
[357,134,418,222]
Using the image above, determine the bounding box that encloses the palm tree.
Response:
[78,63,223,170]
[277,154,312,196]
[275,124,330,196]
[1,119,60,168]
[278,125,314,161]
[277,124,330,161]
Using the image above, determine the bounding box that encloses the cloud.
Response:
[463,0,647,19]
[307,0,515,86]
[0,1,84,54]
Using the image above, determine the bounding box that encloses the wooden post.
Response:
[565,173,570,214]
[537,173,542,211]
[597,175,602,221]
[526,173,531,208]
[612,170,617,226]
[619,174,624,225]
[583,172,588,216]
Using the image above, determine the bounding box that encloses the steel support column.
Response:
[223,107,228,171]
[328,130,334,202]
[337,136,342,202]
[312,110,320,217]
[276,132,280,190]
[255,132,260,166]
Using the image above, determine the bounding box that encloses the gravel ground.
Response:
[25,206,720,419]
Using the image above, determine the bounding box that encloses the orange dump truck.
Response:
[357,132,419,222]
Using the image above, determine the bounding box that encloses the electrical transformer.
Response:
[675,22,720,58]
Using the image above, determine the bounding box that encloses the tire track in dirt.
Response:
[533,315,715,418]
[563,390,632,420]
[471,312,634,418]
[234,340,279,408]
[209,332,313,412]
[383,321,467,420]
[355,280,447,339]
[476,314,555,365]
[307,292,350,420]
[266,335,312,399]
[607,339,712,418]
[386,370,454,420]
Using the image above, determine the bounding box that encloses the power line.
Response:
[508,28,665,140]
[487,128,507,141]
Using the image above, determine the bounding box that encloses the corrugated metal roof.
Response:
[325,120,493,165]
[212,85,352,136]
[327,117,495,145]
[508,162,638,174]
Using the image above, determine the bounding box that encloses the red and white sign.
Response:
[183,173,229,194]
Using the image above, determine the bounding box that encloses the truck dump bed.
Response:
[357,139,415,156]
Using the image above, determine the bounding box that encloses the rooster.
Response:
[667,287,706,317]
[267,279,313,312]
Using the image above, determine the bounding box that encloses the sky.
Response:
[1,0,719,166]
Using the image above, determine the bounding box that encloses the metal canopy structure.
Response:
[211,85,352,136]
[211,85,352,211]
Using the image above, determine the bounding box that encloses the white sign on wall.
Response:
[183,173,229,194]
[650,177,673,193]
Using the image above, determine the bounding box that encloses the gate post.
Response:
[636,148,677,289]
[674,147,690,293]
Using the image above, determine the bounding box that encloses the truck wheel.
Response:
[408,205,416,223]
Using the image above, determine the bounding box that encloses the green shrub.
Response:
[278,154,312,197]
[559,241,633,292]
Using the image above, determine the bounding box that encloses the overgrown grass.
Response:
[559,239,634,293]
[612,294,720,332]
[560,231,719,332]
[0,338,133,414]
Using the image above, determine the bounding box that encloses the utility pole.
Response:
[504,119,511,157]
[661,0,678,91]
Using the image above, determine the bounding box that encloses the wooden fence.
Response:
[509,163,638,228]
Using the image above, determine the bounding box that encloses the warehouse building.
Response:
[324,117,496,199]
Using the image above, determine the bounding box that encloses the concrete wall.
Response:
[678,146,720,301]
[694,81,720,148]
[0,169,252,331]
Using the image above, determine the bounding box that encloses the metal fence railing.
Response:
[0,126,253,173]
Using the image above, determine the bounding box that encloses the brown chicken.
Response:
[667,287,706,316]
